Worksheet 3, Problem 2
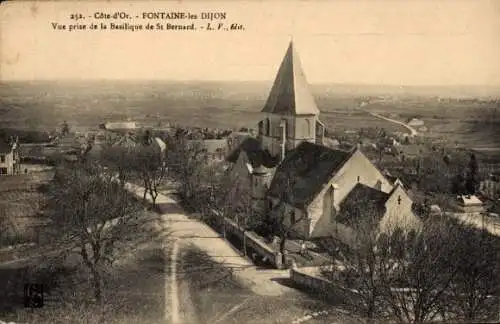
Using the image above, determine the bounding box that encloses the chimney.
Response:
[280,119,286,162]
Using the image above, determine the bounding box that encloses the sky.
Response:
[1,0,500,86]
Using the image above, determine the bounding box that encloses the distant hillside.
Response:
[2,80,499,100]
[1,80,498,133]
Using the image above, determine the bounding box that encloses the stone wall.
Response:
[290,266,358,303]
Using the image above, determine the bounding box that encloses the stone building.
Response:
[227,41,420,241]
[0,137,21,175]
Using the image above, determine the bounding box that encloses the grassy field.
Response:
[0,209,167,324]
[0,81,421,134]
[0,170,54,248]
[1,80,498,151]
[366,99,500,149]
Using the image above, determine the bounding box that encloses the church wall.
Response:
[380,186,422,233]
[307,150,395,238]
[293,116,317,141]
[278,203,309,238]
[307,194,324,237]
[330,150,393,206]
[251,172,272,200]
[260,114,324,157]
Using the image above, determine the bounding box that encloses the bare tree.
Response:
[215,167,253,226]
[321,198,396,322]
[268,175,307,268]
[43,160,140,302]
[130,144,167,207]
[446,220,500,321]
[165,133,206,201]
[378,216,461,324]
[99,139,135,188]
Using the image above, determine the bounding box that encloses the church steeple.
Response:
[261,41,320,116]
[257,41,325,159]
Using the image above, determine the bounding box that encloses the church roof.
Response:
[337,183,390,227]
[268,141,353,208]
[226,137,280,170]
[341,183,390,208]
[261,41,320,116]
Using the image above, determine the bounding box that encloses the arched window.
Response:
[265,118,270,136]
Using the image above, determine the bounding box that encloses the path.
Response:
[169,240,180,323]
[447,212,500,237]
[124,182,293,323]
[364,110,418,137]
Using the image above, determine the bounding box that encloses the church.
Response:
[227,41,421,241]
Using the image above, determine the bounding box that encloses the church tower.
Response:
[257,41,325,160]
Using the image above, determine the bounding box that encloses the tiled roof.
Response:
[341,183,390,208]
[226,137,280,169]
[268,142,353,208]
[337,183,390,226]
[261,41,320,116]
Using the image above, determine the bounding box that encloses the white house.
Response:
[0,139,20,175]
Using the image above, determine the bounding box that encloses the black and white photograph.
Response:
[1,1,500,323]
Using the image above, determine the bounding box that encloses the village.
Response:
[1,42,500,324]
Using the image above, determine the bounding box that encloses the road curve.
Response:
[364,110,418,137]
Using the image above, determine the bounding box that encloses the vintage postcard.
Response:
[1,1,500,323]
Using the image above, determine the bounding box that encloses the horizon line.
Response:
[2,78,500,89]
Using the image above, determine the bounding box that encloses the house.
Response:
[227,41,421,241]
[0,138,21,175]
[266,142,420,239]
[407,118,424,127]
[479,177,500,199]
[104,121,138,132]
[188,138,228,162]
[456,195,485,213]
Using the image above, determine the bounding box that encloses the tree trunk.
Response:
[243,232,247,257]
[91,265,102,301]
[223,215,226,240]
[81,243,103,302]
[150,186,157,207]
[279,236,287,266]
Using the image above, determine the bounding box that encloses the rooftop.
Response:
[268,142,354,208]
[261,41,320,116]
[226,137,280,169]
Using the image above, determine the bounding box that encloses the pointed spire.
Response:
[261,41,320,116]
